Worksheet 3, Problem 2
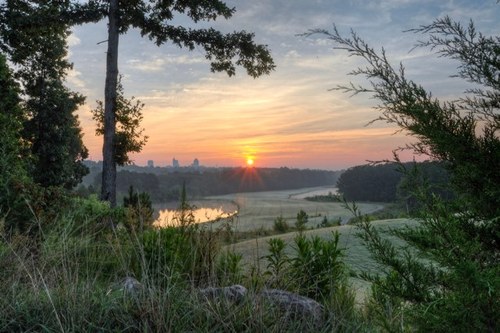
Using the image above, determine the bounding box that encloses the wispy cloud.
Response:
[126,55,206,72]
[67,0,500,168]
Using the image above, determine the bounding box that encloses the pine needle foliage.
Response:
[307,10,499,332]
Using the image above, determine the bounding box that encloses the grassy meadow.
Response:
[0,187,414,332]
[226,218,417,302]
[209,186,385,231]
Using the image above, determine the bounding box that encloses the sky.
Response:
[67,0,499,170]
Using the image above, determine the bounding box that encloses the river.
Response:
[153,186,383,230]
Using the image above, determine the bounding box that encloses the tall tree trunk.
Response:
[101,0,119,207]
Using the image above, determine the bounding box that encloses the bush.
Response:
[290,232,346,300]
[319,216,341,228]
[273,214,289,233]
[264,232,348,301]
[295,209,309,231]
[123,186,154,233]
[264,238,289,289]
[141,223,222,286]
[216,250,244,285]
[3,183,72,239]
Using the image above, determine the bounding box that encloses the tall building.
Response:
[147,160,154,168]
[192,158,199,169]
[172,157,180,168]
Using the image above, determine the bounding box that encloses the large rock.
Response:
[108,276,143,297]
[198,285,325,326]
[259,288,324,325]
[121,276,143,294]
[198,284,247,304]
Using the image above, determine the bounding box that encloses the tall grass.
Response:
[0,196,372,332]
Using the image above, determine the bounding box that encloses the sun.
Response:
[246,158,254,167]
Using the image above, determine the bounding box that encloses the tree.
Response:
[295,209,309,231]
[92,76,148,166]
[336,163,403,202]
[310,19,499,219]
[92,0,276,206]
[0,52,29,234]
[336,161,452,203]
[0,0,89,189]
[309,13,499,333]
[2,0,275,206]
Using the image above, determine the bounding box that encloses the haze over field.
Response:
[68,0,499,169]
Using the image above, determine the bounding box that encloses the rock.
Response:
[198,284,247,304]
[198,285,325,326]
[121,276,143,294]
[259,289,324,325]
[107,276,143,297]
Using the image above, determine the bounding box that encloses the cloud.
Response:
[69,0,500,168]
[67,33,81,47]
[126,55,206,72]
[66,68,86,90]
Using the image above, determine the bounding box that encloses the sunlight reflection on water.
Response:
[154,206,238,228]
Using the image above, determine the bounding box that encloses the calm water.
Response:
[153,186,338,228]
[153,200,238,228]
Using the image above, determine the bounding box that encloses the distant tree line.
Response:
[78,167,340,202]
[336,161,454,204]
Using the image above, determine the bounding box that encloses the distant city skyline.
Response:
[67,0,500,170]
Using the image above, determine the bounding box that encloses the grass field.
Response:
[226,218,417,302]
[209,186,385,231]
[0,186,418,331]
[197,186,415,302]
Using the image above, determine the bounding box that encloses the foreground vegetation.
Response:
[1,2,498,332]
[0,195,371,332]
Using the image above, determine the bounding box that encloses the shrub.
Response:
[295,209,309,231]
[123,186,154,233]
[3,183,72,240]
[264,238,290,289]
[319,216,341,228]
[273,214,289,233]
[264,232,348,301]
[290,232,346,300]
[141,223,222,286]
[314,17,500,330]
[216,250,244,285]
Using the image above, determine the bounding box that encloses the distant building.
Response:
[172,158,180,168]
[147,160,154,168]
[192,158,199,169]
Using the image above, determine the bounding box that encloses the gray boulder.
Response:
[259,288,324,325]
[198,284,248,304]
[198,285,325,326]
[107,276,143,297]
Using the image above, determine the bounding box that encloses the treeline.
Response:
[79,167,340,202]
[337,161,454,203]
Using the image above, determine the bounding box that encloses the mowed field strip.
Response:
[208,186,416,301]
[209,186,385,231]
[227,219,417,301]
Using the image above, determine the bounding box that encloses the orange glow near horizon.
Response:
[76,71,422,170]
[66,1,495,172]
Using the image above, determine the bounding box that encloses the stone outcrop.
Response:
[259,288,324,325]
[113,280,325,326]
[198,285,324,325]
[198,284,247,304]
[108,276,143,297]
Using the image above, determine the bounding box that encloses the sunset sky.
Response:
[67,0,499,170]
